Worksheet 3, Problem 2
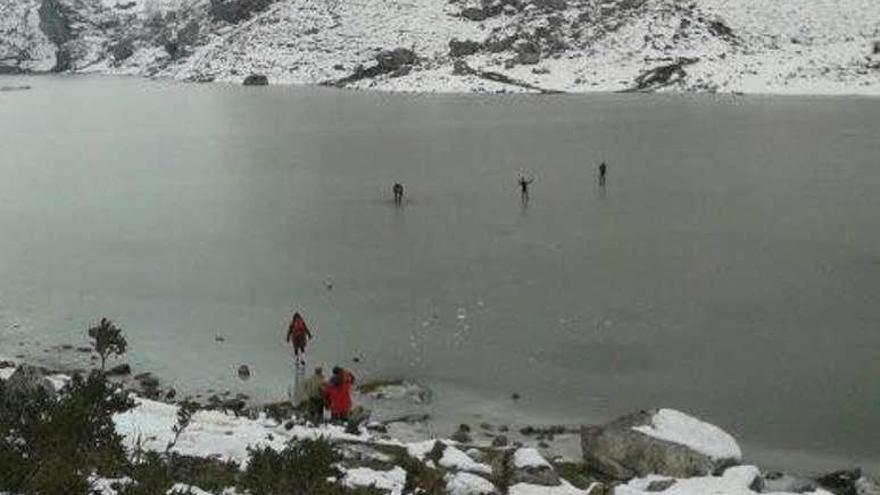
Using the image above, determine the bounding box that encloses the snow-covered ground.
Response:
[1,362,878,495]
[1,0,878,94]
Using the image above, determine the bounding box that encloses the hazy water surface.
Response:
[1,76,878,474]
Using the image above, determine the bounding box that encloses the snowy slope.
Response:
[0,0,878,93]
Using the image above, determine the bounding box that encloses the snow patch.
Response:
[342,466,407,495]
[632,408,742,461]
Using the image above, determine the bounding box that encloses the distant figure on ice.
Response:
[324,366,356,422]
[598,162,608,186]
[393,182,404,205]
[518,174,534,203]
[286,311,313,368]
[295,367,326,424]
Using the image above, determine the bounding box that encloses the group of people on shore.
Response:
[285,312,357,425]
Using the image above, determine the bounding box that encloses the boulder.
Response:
[515,41,541,64]
[375,48,416,72]
[491,435,509,447]
[5,365,57,399]
[817,469,863,495]
[105,364,132,376]
[461,7,488,21]
[243,75,269,86]
[449,39,481,57]
[856,476,880,495]
[580,409,741,480]
[753,471,818,493]
[511,448,560,486]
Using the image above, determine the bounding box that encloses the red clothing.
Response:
[324,370,355,417]
[286,314,312,347]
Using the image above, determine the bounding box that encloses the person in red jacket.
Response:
[285,312,312,367]
[324,366,355,422]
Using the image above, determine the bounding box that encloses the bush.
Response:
[0,370,134,495]
[241,438,344,495]
[88,317,128,371]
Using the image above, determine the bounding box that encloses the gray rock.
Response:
[515,41,541,64]
[449,38,481,57]
[580,410,735,480]
[817,469,863,495]
[5,365,57,399]
[242,75,268,86]
[461,7,488,21]
[105,363,131,376]
[451,427,473,444]
[646,479,676,491]
[856,476,880,495]
[510,450,560,486]
[755,471,818,493]
[375,48,416,72]
[492,435,509,447]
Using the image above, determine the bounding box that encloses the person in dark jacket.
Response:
[598,162,607,186]
[393,183,404,205]
[286,312,313,367]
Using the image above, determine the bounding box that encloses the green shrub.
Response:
[0,370,134,495]
[241,438,343,495]
[88,317,128,371]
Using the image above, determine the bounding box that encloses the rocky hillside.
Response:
[1,0,879,93]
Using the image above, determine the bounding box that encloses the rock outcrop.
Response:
[5,364,57,398]
[581,409,741,480]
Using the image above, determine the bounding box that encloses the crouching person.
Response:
[294,367,326,425]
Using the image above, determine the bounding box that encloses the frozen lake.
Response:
[1,76,878,474]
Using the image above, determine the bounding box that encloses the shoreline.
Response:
[1,344,877,482]
[2,72,880,99]
[2,356,878,495]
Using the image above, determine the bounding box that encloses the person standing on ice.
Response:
[518,174,534,203]
[286,311,313,367]
[393,182,404,205]
[598,162,608,186]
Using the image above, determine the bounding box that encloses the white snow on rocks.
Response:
[342,466,407,495]
[616,466,835,495]
[405,440,492,474]
[510,479,601,495]
[446,472,497,495]
[632,408,743,462]
[514,448,554,469]
[1,0,878,94]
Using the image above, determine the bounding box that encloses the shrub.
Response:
[88,317,128,371]
[0,370,134,495]
[241,438,345,495]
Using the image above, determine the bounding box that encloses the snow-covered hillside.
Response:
[1,0,878,94]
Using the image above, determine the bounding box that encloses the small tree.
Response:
[88,318,128,372]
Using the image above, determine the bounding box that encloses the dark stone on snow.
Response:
[646,479,677,492]
[243,74,269,86]
[816,468,862,495]
[209,0,276,24]
[376,48,416,72]
[105,364,131,376]
[449,38,481,57]
[492,435,509,447]
[461,7,488,21]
